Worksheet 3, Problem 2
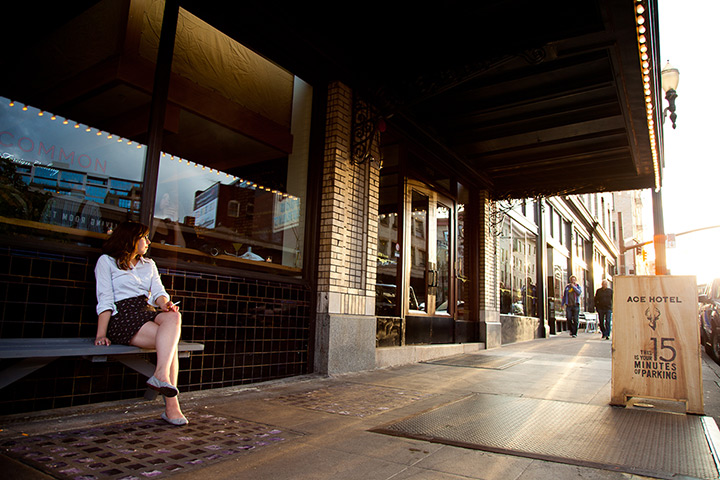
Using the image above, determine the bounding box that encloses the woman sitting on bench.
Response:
[94,221,187,426]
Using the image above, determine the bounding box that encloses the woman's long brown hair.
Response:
[102,221,150,270]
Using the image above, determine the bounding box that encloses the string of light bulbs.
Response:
[634,1,661,191]
[6,99,298,200]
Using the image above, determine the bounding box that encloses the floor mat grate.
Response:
[371,393,719,480]
[423,354,527,370]
[1,410,299,479]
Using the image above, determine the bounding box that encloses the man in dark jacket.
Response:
[594,279,613,340]
[562,275,582,337]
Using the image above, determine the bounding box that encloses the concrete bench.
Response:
[0,338,204,400]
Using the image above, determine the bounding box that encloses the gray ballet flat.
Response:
[146,376,179,397]
[161,412,189,426]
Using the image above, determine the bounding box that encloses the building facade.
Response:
[493,192,618,343]
[614,190,652,275]
[0,0,664,413]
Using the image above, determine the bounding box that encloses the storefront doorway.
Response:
[404,181,462,344]
[376,175,463,346]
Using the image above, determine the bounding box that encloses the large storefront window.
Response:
[376,169,401,318]
[150,7,310,270]
[0,4,311,273]
[498,218,538,317]
[375,148,402,346]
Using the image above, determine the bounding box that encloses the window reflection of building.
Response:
[409,191,428,312]
[436,204,450,314]
[2,153,143,235]
[183,180,301,262]
[498,216,537,317]
[548,254,568,319]
[456,204,466,320]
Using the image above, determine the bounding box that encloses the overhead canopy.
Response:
[3,0,663,199]
[183,0,663,199]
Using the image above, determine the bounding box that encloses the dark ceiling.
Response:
[186,0,660,199]
[2,0,661,200]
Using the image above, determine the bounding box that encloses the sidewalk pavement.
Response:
[2,331,720,480]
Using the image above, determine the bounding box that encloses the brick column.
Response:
[314,82,380,374]
[476,189,502,348]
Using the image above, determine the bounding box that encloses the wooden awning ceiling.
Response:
[186,0,662,199]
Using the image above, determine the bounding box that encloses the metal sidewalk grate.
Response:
[371,393,720,480]
[267,382,434,417]
[423,354,528,370]
[1,410,300,479]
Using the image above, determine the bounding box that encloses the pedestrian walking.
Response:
[594,279,613,339]
[562,275,582,337]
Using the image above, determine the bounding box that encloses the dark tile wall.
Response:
[0,245,311,414]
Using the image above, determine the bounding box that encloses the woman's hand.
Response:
[163,300,179,313]
[95,336,111,346]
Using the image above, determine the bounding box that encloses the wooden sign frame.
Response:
[611,275,703,414]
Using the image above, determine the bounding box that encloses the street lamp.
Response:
[652,61,680,275]
[661,61,680,129]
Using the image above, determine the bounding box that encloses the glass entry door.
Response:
[404,181,454,317]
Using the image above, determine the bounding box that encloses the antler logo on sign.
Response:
[645,305,661,331]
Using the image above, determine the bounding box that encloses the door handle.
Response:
[428,264,438,288]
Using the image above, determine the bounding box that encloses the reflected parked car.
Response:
[699,279,720,361]
[375,284,419,316]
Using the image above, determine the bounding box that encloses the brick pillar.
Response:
[476,189,502,348]
[314,82,380,374]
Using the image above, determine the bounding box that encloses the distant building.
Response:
[613,190,650,275]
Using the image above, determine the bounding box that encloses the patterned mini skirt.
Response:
[107,295,159,345]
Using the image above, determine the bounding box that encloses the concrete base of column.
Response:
[314,313,376,375]
[479,309,502,349]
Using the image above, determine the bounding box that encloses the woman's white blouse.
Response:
[95,254,169,316]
